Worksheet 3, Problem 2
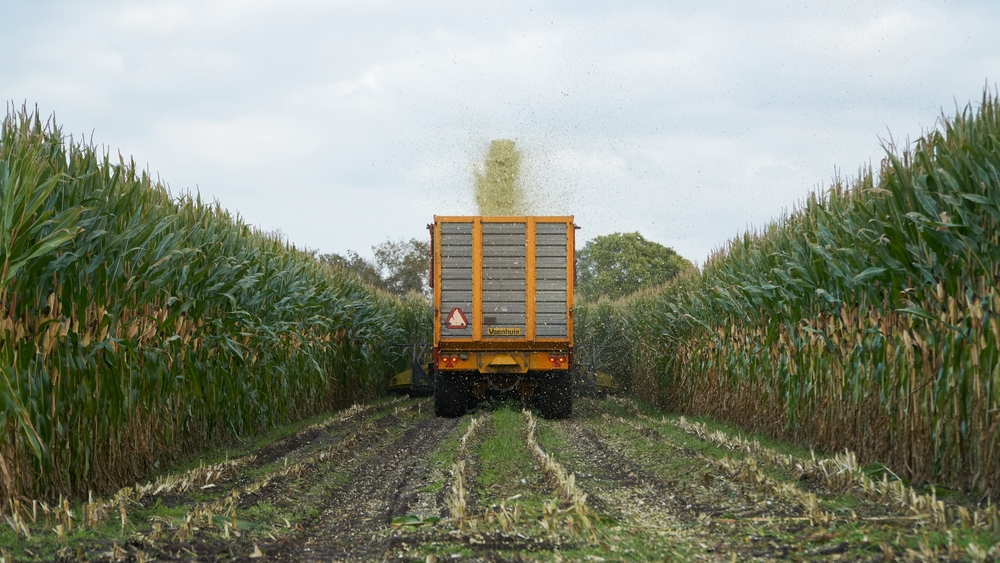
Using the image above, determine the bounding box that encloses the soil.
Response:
[12,396,997,563]
[267,415,459,561]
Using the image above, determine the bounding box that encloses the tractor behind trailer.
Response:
[430,216,576,418]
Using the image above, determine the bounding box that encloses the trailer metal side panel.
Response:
[433,216,574,351]
[439,221,473,338]
[534,222,568,338]
[481,222,527,338]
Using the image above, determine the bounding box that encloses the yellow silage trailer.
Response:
[430,216,576,418]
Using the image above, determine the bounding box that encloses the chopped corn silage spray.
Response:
[474,140,530,215]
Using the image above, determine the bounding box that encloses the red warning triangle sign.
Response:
[445,308,468,329]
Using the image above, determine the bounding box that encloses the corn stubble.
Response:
[0,108,431,509]
[577,90,1000,496]
[522,409,596,541]
[445,413,486,531]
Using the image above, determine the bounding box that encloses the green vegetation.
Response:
[318,250,387,291]
[0,398,425,561]
[372,238,431,296]
[0,107,432,505]
[321,237,431,297]
[476,406,545,508]
[575,90,1000,495]
[2,394,996,561]
[576,232,691,302]
[582,397,999,561]
[474,139,527,216]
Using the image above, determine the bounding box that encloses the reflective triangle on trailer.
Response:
[445,307,468,329]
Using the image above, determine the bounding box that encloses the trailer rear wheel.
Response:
[434,371,471,418]
[533,372,572,419]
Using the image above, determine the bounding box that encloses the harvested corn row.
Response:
[445,413,487,531]
[523,409,596,539]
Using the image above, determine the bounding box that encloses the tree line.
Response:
[318,232,691,303]
[319,238,431,297]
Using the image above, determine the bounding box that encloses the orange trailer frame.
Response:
[431,216,575,378]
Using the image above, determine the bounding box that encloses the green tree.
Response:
[373,238,430,296]
[319,250,386,290]
[320,238,430,297]
[576,232,691,301]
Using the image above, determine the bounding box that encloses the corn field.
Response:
[0,107,431,508]
[577,90,1000,496]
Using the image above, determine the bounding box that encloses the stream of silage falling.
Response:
[474,140,531,216]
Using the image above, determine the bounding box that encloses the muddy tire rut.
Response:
[558,412,819,560]
[555,419,680,522]
[268,414,459,562]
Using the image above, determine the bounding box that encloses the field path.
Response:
[555,419,685,528]
[269,414,458,562]
[4,396,997,562]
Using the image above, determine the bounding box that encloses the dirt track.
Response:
[5,396,998,562]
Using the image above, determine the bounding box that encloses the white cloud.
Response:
[156,114,320,172]
[2,0,998,264]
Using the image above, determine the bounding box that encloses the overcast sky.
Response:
[2,1,998,264]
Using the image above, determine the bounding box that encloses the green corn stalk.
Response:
[0,106,432,505]
[576,89,1000,495]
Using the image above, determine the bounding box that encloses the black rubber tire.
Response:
[466,386,481,412]
[434,371,470,418]
[533,372,572,419]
